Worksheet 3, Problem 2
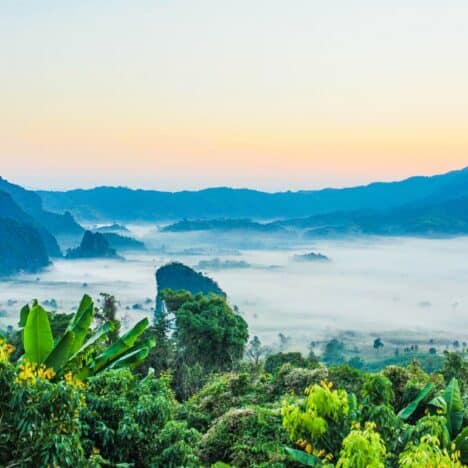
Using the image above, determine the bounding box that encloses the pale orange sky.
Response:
[1,1,467,190]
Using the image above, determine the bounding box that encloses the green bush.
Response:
[180,370,269,432]
[328,364,366,395]
[265,351,313,374]
[270,363,329,396]
[199,406,289,467]
[0,360,86,466]
[80,368,201,466]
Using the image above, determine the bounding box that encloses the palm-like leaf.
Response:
[397,383,433,420]
[68,294,94,354]
[107,338,156,370]
[428,395,447,413]
[454,426,468,464]
[69,322,115,361]
[18,296,152,381]
[23,303,54,364]
[44,331,75,371]
[91,317,149,372]
[443,378,463,438]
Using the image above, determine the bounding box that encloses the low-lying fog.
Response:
[1,225,468,349]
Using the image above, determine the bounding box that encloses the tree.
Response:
[95,293,121,343]
[441,351,468,391]
[278,333,291,352]
[264,352,310,374]
[322,338,345,365]
[160,290,249,399]
[246,336,268,365]
[173,293,248,371]
[137,312,175,378]
[348,356,364,369]
[373,338,384,351]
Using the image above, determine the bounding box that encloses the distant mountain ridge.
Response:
[0,177,86,276]
[0,216,50,276]
[274,193,468,237]
[162,218,285,233]
[0,177,83,236]
[0,191,52,275]
[0,189,61,257]
[37,166,468,222]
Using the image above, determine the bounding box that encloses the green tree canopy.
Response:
[170,292,248,372]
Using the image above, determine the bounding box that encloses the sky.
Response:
[1,1,467,191]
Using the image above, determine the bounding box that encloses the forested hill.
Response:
[37,166,468,221]
[0,177,83,235]
[0,189,60,258]
[0,191,51,275]
[274,193,468,236]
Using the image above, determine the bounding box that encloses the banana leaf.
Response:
[283,447,322,466]
[454,426,468,465]
[428,395,447,413]
[44,331,75,371]
[68,294,94,354]
[68,322,115,361]
[91,317,149,372]
[443,378,463,438]
[397,383,433,420]
[107,338,156,370]
[23,303,54,364]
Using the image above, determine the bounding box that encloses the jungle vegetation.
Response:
[0,290,467,467]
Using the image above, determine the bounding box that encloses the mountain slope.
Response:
[277,194,468,237]
[66,231,119,259]
[0,217,50,276]
[0,177,83,235]
[0,192,52,275]
[37,167,468,221]
[0,190,61,257]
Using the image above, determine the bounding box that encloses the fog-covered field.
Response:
[1,226,468,349]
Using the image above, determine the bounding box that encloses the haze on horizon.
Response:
[1,1,468,191]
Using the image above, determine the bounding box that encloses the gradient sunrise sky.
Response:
[1,1,467,191]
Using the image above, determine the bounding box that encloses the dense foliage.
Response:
[155,262,226,315]
[0,291,467,467]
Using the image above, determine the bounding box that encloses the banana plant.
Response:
[397,382,434,420]
[18,295,155,380]
[399,377,466,462]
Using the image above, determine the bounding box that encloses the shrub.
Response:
[80,369,201,466]
[270,364,329,396]
[264,352,312,374]
[282,380,352,461]
[199,407,288,467]
[328,364,366,395]
[361,375,395,406]
[336,422,386,468]
[382,365,411,411]
[0,359,86,466]
[399,434,463,467]
[180,371,269,432]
